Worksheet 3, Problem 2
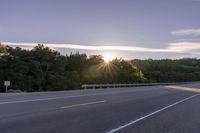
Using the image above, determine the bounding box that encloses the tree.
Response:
[5,43,200,92]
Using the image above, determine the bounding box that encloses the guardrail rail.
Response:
[81,81,200,89]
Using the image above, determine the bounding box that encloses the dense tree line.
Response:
[1,43,200,92]
[132,59,200,83]
[0,43,144,92]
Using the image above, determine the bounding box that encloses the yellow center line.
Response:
[60,100,106,109]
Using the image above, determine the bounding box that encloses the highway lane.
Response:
[0,84,199,133]
[119,95,200,133]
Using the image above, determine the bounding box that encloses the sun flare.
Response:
[103,54,113,63]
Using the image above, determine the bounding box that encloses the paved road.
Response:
[0,84,200,133]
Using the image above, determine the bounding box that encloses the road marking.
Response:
[0,101,106,119]
[0,88,161,105]
[61,100,106,109]
[106,93,200,133]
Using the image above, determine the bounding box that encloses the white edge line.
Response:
[106,93,200,133]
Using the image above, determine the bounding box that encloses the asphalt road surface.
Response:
[0,83,200,133]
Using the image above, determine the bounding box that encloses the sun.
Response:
[103,54,113,63]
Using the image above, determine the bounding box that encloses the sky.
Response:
[0,0,200,59]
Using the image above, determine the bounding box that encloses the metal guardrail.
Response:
[81,81,200,89]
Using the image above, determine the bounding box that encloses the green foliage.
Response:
[132,59,200,83]
[0,43,145,91]
[2,43,199,92]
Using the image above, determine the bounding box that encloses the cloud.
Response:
[2,41,200,55]
[168,42,200,51]
[2,42,173,53]
[171,29,200,36]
